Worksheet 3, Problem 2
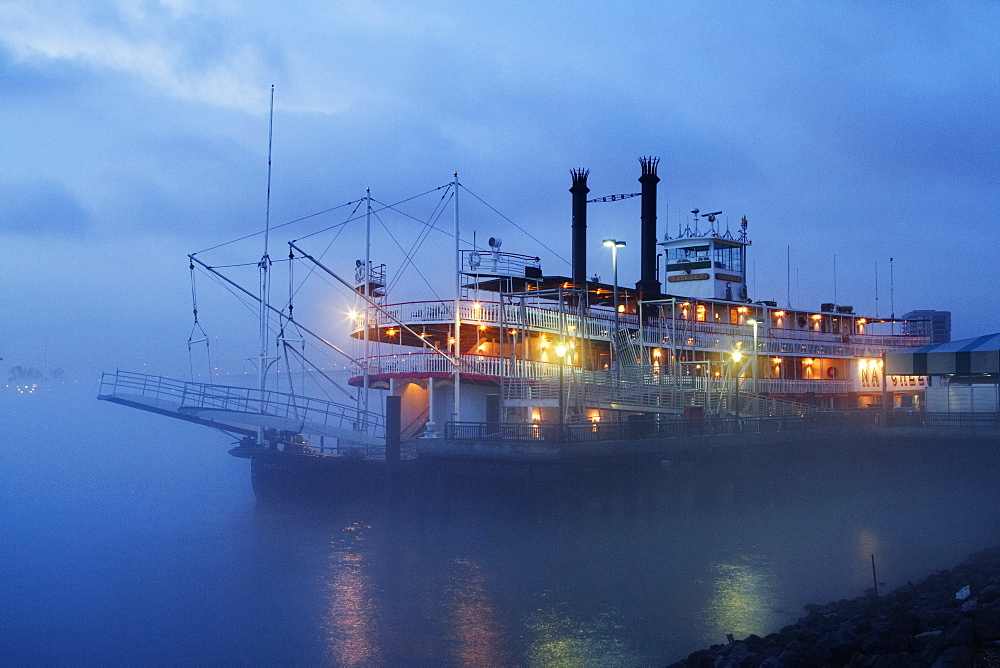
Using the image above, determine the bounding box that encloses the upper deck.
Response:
[350,297,928,361]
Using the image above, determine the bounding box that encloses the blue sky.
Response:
[2,1,998,379]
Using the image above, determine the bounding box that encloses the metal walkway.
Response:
[98,370,385,447]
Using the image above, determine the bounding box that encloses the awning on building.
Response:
[885,333,1000,376]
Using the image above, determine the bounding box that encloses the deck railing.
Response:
[445,411,874,443]
[356,299,926,358]
[356,352,859,398]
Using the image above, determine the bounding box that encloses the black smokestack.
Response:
[635,156,661,296]
[570,168,590,286]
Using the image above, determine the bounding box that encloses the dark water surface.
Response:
[3,384,999,665]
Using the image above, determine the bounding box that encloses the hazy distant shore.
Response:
[669,546,1000,667]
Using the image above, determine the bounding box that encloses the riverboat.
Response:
[99,156,933,487]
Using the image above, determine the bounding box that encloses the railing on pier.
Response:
[445,411,874,443]
[500,367,832,418]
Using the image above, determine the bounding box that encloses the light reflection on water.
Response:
[525,606,630,667]
[327,549,378,666]
[446,558,504,666]
[704,556,776,641]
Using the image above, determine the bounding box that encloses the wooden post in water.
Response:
[871,553,879,597]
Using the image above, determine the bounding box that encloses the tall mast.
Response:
[258,85,275,436]
[363,187,371,425]
[453,172,461,423]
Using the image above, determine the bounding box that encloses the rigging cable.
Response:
[372,204,447,303]
[192,200,363,255]
[283,198,364,309]
[187,259,213,380]
[460,183,570,269]
[377,187,454,296]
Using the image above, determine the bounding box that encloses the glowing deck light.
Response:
[731,352,743,362]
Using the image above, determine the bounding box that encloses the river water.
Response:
[3,383,999,665]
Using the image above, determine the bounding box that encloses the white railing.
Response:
[357,352,563,378]
[499,369,830,417]
[354,299,928,359]
[354,353,860,397]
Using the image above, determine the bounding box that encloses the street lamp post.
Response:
[556,343,567,424]
[746,318,759,394]
[731,351,742,428]
[602,239,626,375]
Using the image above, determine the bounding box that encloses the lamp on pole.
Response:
[556,343,567,424]
[731,351,743,426]
[746,318,759,394]
[602,239,626,373]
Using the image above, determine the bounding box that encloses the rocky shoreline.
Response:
[668,547,1000,667]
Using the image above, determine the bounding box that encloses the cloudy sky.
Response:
[2,0,997,380]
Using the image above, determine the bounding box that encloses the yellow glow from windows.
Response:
[653,349,662,358]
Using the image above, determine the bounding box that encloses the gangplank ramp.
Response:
[98,370,385,447]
